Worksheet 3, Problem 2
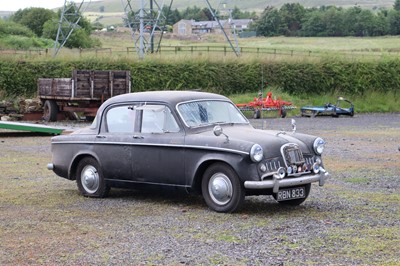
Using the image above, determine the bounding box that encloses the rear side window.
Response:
[105,104,180,133]
[106,105,137,133]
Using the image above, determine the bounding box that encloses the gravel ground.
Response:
[0,113,399,265]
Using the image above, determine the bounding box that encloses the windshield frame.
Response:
[176,99,249,128]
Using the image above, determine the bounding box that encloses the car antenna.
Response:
[261,65,266,130]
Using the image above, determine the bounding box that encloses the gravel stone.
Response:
[0,113,399,265]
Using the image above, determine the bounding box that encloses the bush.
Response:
[0,58,399,98]
[0,35,53,49]
[0,20,35,37]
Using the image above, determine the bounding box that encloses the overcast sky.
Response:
[1,0,73,11]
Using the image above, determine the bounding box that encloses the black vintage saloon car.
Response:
[48,91,329,213]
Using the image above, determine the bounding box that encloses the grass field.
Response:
[88,31,400,61]
[94,31,400,52]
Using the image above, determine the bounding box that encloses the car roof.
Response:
[103,90,230,107]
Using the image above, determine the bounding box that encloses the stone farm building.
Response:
[173,19,252,36]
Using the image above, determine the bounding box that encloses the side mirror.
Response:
[213,125,223,137]
[213,125,229,142]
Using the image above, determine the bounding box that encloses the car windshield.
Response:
[177,100,248,127]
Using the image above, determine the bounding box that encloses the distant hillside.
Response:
[0,11,13,19]
[84,0,395,13]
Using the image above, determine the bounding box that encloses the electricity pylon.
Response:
[122,0,172,59]
[54,0,240,58]
[204,0,240,56]
[54,0,91,56]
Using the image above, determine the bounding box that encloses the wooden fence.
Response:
[1,45,398,60]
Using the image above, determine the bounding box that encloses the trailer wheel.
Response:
[43,100,58,122]
[280,108,287,118]
[253,109,261,119]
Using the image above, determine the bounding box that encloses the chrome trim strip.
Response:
[52,141,249,155]
[105,178,188,188]
[245,171,330,193]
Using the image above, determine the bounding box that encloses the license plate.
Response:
[277,187,306,201]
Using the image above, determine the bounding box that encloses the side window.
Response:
[139,105,180,133]
[106,105,136,133]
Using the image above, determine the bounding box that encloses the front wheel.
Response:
[201,163,245,213]
[76,157,110,198]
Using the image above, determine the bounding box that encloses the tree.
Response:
[279,3,306,36]
[388,9,400,35]
[254,6,282,36]
[372,11,390,36]
[323,6,345,36]
[0,19,35,37]
[11,7,56,37]
[394,0,400,11]
[181,6,202,20]
[201,7,214,21]
[230,6,257,19]
[42,2,98,49]
[301,11,327,36]
[164,8,181,25]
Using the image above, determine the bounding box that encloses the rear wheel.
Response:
[76,157,110,198]
[280,107,287,118]
[311,111,318,118]
[43,100,58,122]
[202,163,245,213]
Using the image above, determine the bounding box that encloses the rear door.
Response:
[93,103,137,181]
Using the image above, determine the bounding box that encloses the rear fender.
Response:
[68,151,101,180]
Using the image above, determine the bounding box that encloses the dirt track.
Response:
[0,113,399,265]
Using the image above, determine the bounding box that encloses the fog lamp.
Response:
[313,162,320,174]
[276,167,286,179]
[287,166,293,175]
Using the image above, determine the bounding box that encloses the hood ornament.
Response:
[276,119,297,136]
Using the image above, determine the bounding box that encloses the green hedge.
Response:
[0,58,399,98]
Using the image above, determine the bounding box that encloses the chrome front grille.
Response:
[281,144,305,166]
[265,159,281,172]
[260,144,315,180]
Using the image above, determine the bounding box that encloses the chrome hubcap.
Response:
[81,165,99,193]
[208,173,233,205]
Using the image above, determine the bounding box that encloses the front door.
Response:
[129,104,186,186]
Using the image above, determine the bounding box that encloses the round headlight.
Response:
[313,137,326,155]
[250,144,263,162]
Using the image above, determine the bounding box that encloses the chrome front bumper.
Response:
[244,167,330,193]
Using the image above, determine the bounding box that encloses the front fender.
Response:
[186,150,259,192]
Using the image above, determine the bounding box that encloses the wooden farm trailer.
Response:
[38,70,131,121]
